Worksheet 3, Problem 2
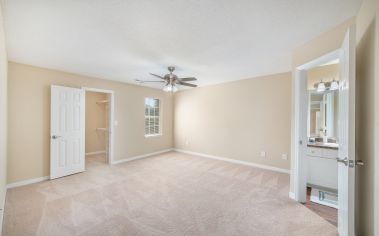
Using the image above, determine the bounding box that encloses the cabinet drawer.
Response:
[323,149,338,159]
[307,147,323,157]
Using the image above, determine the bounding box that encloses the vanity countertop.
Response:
[307,142,339,150]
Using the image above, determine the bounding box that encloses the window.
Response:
[145,98,161,136]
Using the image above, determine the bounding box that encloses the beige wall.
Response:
[0,2,7,230]
[307,63,340,90]
[291,0,379,233]
[355,0,379,235]
[174,72,291,170]
[85,92,107,154]
[7,62,174,184]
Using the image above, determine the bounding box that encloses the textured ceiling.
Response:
[3,0,362,89]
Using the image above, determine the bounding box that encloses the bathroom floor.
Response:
[304,187,338,226]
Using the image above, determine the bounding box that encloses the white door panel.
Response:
[338,26,356,236]
[51,85,85,179]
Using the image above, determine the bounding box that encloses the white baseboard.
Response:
[85,150,106,156]
[111,148,174,165]
[289,192,295,200]
[6,176,49,189]
[5,149,174,189]
[174,149,290,174]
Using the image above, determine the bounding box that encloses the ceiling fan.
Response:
[136,66,198,92]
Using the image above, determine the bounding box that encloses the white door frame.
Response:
[292,49,340,202]
[82,87,115,164]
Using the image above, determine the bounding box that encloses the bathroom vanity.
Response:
[306,145,338,190]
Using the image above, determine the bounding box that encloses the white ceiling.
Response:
[3,0,362,89]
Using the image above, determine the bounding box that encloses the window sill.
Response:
[144,134,162,138]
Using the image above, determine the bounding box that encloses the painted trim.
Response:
[82,87,114,94]
[6,176,49,189]
[174,149,290,174]
[85,150,106,156]
[289,192,295,200]
[111,148,174,165]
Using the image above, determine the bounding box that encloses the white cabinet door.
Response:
[50,85,85,179]
[307,155,338,189]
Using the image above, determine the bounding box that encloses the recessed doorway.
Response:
[83,87,115,165]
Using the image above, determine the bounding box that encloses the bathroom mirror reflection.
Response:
[308,90,339,143]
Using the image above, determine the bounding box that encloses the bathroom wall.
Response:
[307,63,339,90]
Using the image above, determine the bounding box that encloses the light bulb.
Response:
[317,81,326,92]
[330,80,339,90]
[163,84,173,92]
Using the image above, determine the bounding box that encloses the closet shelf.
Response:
[96,100,109,104]
[96,128,108,131]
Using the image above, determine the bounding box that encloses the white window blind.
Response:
[145,98,160,136]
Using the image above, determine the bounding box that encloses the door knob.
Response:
[336,157,364,167]
[51,135,61,139]
[336,157,348,166]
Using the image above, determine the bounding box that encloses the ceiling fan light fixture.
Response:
[163,84,178,93]
[142,66,197,91]
[172,84,178,93]
[163,84,172,92]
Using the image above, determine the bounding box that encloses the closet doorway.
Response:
[83,87,114,165]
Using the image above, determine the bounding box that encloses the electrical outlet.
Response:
[114,120,119,126]
[185,139,190,146]
[260,151,266,158]
[281,154,288,160]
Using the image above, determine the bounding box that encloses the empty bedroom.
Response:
[0,0,378,235]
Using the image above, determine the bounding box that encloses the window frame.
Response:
[144,97,162,138]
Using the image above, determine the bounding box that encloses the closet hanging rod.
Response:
[96,128,108,131]
[96,100,109,104]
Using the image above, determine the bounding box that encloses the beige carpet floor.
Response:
[2,152,337,236]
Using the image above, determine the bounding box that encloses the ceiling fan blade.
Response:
[136,79,165,83]
[178,81,197,87]
[149,73,166,80]
[179,77,197,81]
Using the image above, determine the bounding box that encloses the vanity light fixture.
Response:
[317,81,326,92]
[330,79,339,91]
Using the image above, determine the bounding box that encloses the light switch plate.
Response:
[281,154,288,160]
[260,151,266,158]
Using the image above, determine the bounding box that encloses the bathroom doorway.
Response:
[303,60,340,226]
[292,26,359,236]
